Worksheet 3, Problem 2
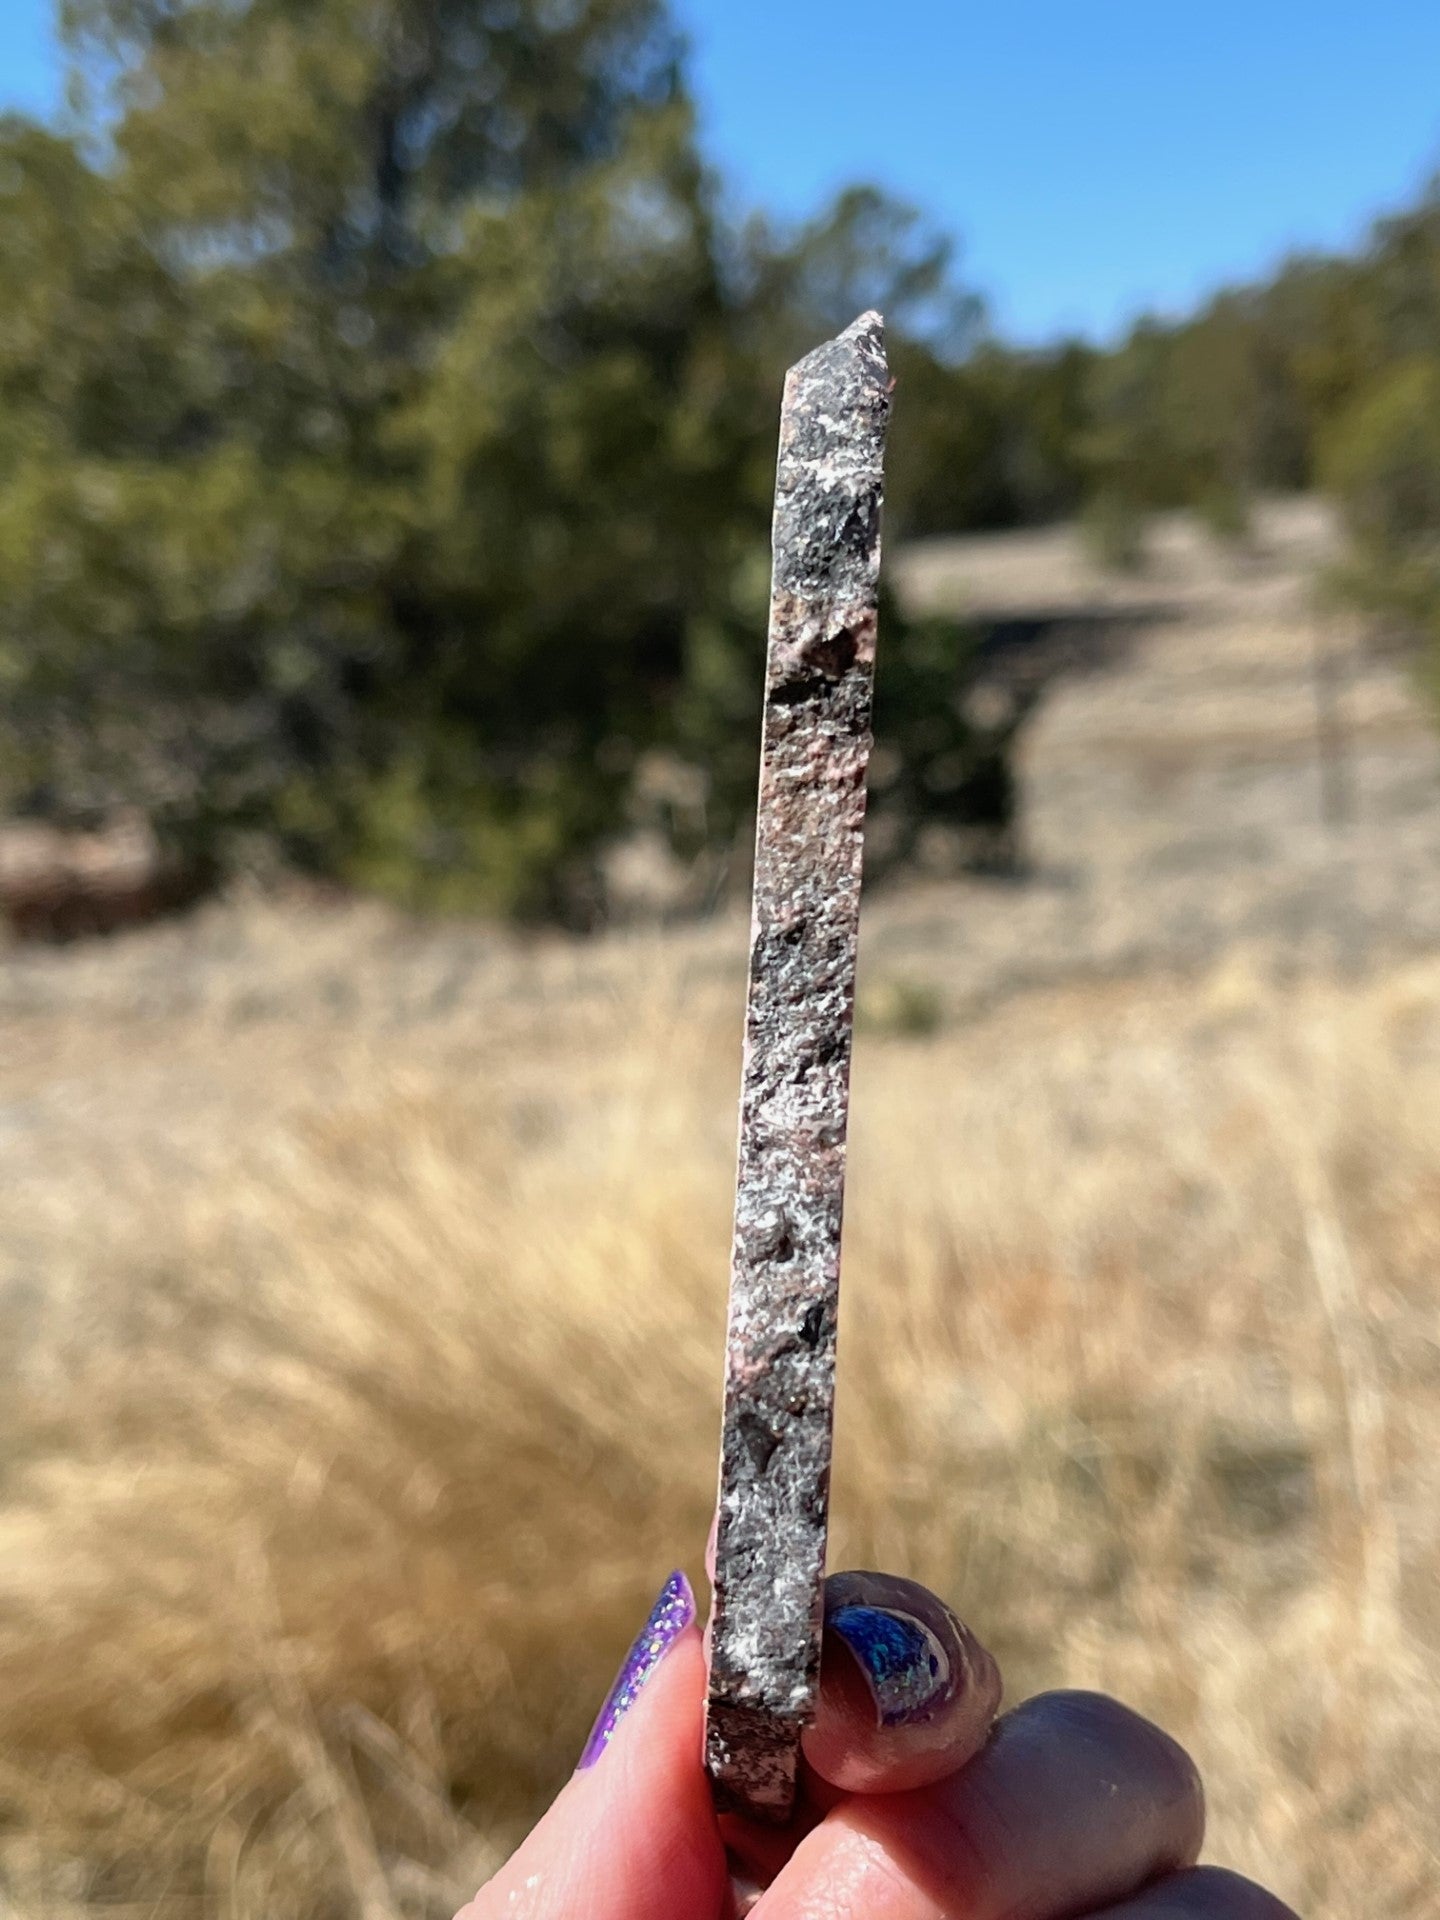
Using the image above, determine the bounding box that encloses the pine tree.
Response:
[1,0,1019,919]
[2,0,763,917]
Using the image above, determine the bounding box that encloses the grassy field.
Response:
[2,899,1438,1920]
[3,507,1439,1919]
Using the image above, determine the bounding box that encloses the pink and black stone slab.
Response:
[704,312,890,1824]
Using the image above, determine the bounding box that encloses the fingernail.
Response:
[828,1602,955,1727]
[577,1570,695,1770]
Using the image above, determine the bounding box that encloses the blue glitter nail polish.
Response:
[577,1571,695,1770]
[829,1603,952,1726]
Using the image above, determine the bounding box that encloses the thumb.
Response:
[803,1571,1002,1793]
[460,1572,728,1920]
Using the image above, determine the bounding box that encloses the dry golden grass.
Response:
[2,928,1439,1919]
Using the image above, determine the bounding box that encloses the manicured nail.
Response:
[577,1570,695,1770]
[828,1602,955,1727]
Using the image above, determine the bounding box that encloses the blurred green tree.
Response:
[2,0,755,917]
[38,6,1440,921]
[1,0,1017,921]
[1323,355,1440,705]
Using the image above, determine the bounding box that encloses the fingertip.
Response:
[802,1572,1001,1794]
[573,1570,697,1773]
[599,1615,712,1801]
[1025,1691,1206,1868]
[466,1589,726,1920]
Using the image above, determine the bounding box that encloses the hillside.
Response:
[889,496,1440,1000]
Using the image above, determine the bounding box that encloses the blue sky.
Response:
[5,0,1440,343]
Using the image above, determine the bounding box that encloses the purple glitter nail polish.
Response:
[577,1571,695,1770]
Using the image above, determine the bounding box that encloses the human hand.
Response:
[458,1567,1299,1919]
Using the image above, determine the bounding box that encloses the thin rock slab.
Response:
[705,312,891,1823]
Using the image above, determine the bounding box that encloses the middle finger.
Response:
[756,1688,1204,1920]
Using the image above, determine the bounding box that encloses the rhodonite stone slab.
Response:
[704,312,890,1824]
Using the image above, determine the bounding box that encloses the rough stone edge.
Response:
[704,311,890,1825]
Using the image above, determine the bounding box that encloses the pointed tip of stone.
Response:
[787,310,888,394]
[840,309,884,348]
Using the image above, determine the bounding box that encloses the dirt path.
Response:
[881,496,1440,1000]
